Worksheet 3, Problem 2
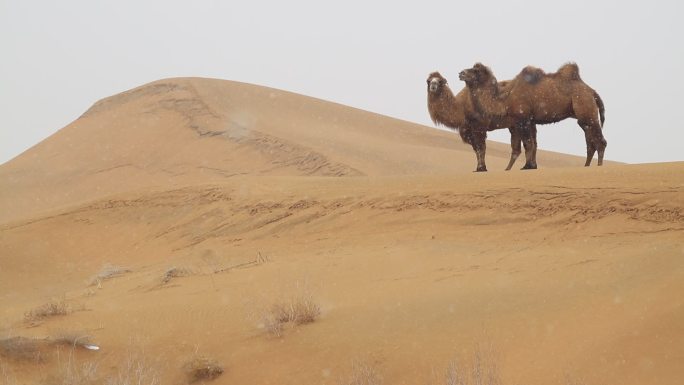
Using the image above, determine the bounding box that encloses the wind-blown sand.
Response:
[0,78,682,385]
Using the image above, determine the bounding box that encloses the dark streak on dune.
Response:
[82,79,363,178]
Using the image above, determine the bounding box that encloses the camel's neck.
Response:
[428,88,466,129]
[469,84,508,119]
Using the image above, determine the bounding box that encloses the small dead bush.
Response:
[261,294,321,336]
[339,360,383,385]
[0,337,43,362]
[161,266,193,284]
[105,350,160,385]
[89,264,131,287]
[430,343,502,385]
[289,295,321,325]
[47,358,100,385]
[184,356,224,383]
[0,359,18,385]
[261,311,285,337]
[24,299,70,322]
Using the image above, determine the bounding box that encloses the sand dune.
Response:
[0,79,681,385]
[0,78,585,224]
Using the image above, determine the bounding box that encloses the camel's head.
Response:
[459,63,497,88]
[427,72,448,94]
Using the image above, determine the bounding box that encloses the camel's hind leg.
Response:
[582,127,596,167]
[506,127,522,171]
[581,125,596,166]
[575,95,606,166]
[579,121,604,166]
[596,131,607,166]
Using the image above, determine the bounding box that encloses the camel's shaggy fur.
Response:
[427,72,537,172]
[459,63,607,167]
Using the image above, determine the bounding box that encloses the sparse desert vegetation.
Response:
[47,356,100,385]
[0,336,43,362]
[24,298,70,323]
[339,360,383,385]
[0,334,163,384]
[0,359,18,385]
[45,345,162,385]
[105,350,161,385]
[428,345,502,385]
[184,356,224,383]
[260,291,321,336]
[89,264,131,287]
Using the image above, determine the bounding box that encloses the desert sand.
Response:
[0,78,682,385]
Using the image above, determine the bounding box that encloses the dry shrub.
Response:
[161,266,193,284]
[261,311,285,337]
[339,360,383,385]
[0,336,43,362]
[24,298,70,323]
[261,293,321,336]
[48,358,100,385]
[89,264,131,287]
[0,359,18,385]
[288,295,321,325]
[1,334,103,384]
[432,344,501,385]
[245,280,322,337]
[105,350,160,385]
[184,356,224,383]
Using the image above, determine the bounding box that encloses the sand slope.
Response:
[0,79,681,385]
[0,78,585,224]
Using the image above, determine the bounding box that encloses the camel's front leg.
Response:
[520,121,538,170]
[506,127,522,171]
[471,130,488,172]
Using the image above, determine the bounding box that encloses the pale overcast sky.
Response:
[1,0,682,164]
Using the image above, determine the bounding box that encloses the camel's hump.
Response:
[520,66,546,84]
[556,62,581,80]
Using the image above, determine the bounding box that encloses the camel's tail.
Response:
[593,90,605,128]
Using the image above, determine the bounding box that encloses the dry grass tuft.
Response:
[24,298,70,323]
[339,360,383,385]
[0,336,43,362]
[48,357,100,385]
[161,266,193,284]
[105,350,160,385]
[261,293,321,336]
[184,356,224,383]
[0,359,18,385]
[89,264,131,287]
[290,295,321,325]
[430,344,502,385]
[261,311,285,337]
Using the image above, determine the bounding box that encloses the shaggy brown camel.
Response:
[459,63,607,168]
[426,71,538,172]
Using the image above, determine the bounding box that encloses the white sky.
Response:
[1,0,683,164]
